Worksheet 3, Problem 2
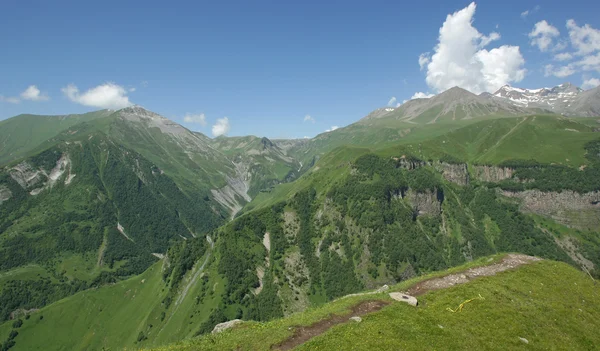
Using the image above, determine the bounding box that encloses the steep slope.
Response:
[209,135,302,215]
[570,85,600,117]
[145,258,600,351]
[0,132,224,322]
[1,113,599,350]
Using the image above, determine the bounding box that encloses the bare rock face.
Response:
[503,190,600,230]
[405,189,442,217]
[9,161,47,190]
[0,185,12,205]
[434,162,469,185]
[473,165,513,182]
[389,292,418,306]
[212,319,243,334]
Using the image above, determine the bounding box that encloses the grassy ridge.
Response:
[146,258,600,350]
[0,110,112,166]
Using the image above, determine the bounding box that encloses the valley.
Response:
[0,83,599,350]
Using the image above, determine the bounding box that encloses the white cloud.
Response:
[529,20,560,52]
[418,53,430,70]
[567,20,600,55]
[575,52,600,71]
[325,126,339,132]
[183,113,207,126]
[521,5,540,19]
[303,114,315,123]
[387,97,397,106]
[212,117,230,137]
[411,92,435,99]
[0,95,20,104]
[582,77,600,89]
[402,92,435,104]
[422,2,526,94]
[544,64,576,78]
[1,85,49,104]
[62,83,133,109]
[554,52,573,61]
[20,85,49,101]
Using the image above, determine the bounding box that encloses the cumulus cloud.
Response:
[183,113,207,126]
[1,85,49,104]
[567,20,600,55]
[529,20,560,52]
[418,53,430,70]
[544,64,576,78]
[212,117,230,137]
[387,97,397,107]
[402,92,435,104]
[20,85,49,101]
[303,114,315,123]
[62,83,133,109]
[411,92,435,99]
[0,95,20,104]
[533,20,600,77]
[421,2,526,94]
[554,52,573,61]
[325,126,339,133]
[582,77,600,89]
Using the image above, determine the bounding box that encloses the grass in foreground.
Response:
[146,256,600,350]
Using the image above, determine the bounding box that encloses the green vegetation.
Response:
[1,108,599,351]
[145,259,600,351]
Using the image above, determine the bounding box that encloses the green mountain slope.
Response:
[0,110,112,166]
[0,133,223,322]
[1,105,599,351]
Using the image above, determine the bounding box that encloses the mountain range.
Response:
[0,82,599,350]
[362,83,600,124]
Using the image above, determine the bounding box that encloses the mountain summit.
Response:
[492,83,600,116]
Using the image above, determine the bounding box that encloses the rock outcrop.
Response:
[472,165,513,182]
[212,319,243,334]
[0,185,12,205]
[405,189,442,217]
[503,190,600,230]
[434,162,469,185]
[389,292,418,306]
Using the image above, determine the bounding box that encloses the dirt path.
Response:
[272,300,389,351]
[272,254,540,350]
[406,254,541,296]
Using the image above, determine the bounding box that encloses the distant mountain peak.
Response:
[492,83,588,114]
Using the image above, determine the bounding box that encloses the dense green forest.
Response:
[186,150,589,334]
[0,136,224,322]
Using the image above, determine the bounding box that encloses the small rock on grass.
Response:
[349,316,362,323]
[212,319,243,334]
[389,292,418,306]
[519,337,529,344]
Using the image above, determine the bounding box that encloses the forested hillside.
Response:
[0,134,224,322]
[0,109,599,351]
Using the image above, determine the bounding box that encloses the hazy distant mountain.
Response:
[492,83,600,117]
[361,86,537,124]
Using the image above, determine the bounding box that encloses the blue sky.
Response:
[1,0,599,138]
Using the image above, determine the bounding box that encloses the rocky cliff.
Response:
[502,190,600,231]
[473,165,514,182]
